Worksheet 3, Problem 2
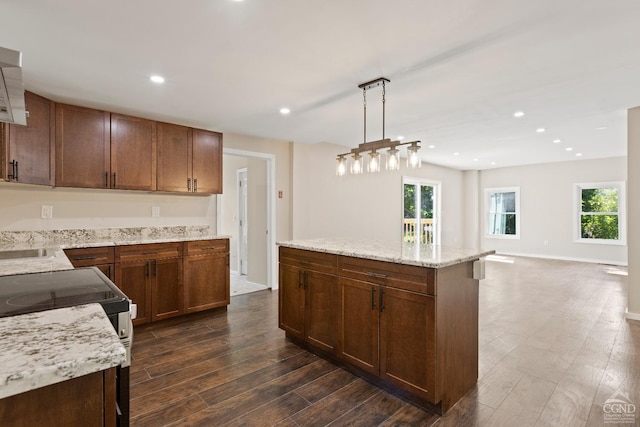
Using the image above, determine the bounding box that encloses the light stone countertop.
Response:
[277,238,495,268]
[0,303,126,399]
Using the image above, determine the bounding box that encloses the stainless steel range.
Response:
[0,267,133,426]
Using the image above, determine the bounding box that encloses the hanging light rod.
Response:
[336,77,422,176]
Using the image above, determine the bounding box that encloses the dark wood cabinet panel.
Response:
[4,91,55,185]
[337,277,379,375]
[64,246,114,267]
[380,287,436,402]
[192,129,222,194]
[0,369,116,427]
[152,257,183,321]
[279,263,305,340]
[55,103,110,188]
[157,122,191,192]
[110,113,156,191]
[184,253,229,313]
[115,242,182,263]
[305,270,337,353]
[115,259,151,326]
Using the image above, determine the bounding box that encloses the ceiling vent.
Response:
[0,47,26,126]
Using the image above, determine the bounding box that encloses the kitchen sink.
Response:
[0,248,49,260]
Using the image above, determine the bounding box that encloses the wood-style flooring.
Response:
[130,256,639,426]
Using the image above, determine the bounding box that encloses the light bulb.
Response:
[368,151,380,173]
[387,148,400,171]
[351,154,363,174]
[407,144,421,168]
[336,156,347,176]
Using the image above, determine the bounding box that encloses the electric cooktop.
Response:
[0,267,129,318]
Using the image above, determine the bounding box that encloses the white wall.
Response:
[0,182,216,231]
[292,142,466,246]
[247,158,268,285]
[627,107,640,319]
[478,156,627,265]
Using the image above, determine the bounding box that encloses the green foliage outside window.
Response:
[581,188,619,240]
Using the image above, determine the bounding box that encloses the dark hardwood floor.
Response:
[130,257,639,426]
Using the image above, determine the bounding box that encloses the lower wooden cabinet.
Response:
[64,246,115,281]
[183,242,230,313]
[0,368,117,427]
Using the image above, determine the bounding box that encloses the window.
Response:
[402,178,440,244]
[485,187,520,238]
[576,182,626,244]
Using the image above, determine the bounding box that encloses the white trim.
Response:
[237,167,248,276]
[220,148,278,290]
[492,250,628,267]
[574,181,627,246]
[625,309,640,321]
[484,186,520,239]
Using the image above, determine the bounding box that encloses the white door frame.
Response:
[218,148,277,289]
[237,168,248,276]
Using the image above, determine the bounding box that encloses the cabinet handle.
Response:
[371,287,376,310]
[74,256,98,261]
[187,178,192,192]
[194,178,198,192]
[154,260,157,277]
[112,173,116,188]
[367,272,387,279]
[380,289,385,312]
[142,251,159,255]
[201,246,219,250]
[298,270,304,288]
[8,160,16,181]
[104,172,108,188]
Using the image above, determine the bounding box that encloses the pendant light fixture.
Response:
[336,77,421,176]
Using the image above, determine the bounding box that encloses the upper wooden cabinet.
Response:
[157,124,222,194]
[110,113,156,191]
[192,129,222,194]
[3,91,55,185]
[55,103,110,188]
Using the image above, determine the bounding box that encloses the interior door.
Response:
[238,169,248,276]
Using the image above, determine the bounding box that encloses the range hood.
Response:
[0,47,26,126]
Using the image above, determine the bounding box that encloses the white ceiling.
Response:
[2,0,639,170]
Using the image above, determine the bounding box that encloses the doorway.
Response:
[402,178,441,245]
[237,168,248,276]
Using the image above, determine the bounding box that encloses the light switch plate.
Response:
[41,205,53,219]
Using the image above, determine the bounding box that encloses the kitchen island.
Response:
[277,238,494,413]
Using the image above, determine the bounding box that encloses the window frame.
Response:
[484,186,521,239]
[574,181,626,245]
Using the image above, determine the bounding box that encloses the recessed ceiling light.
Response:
[565,147,573,151]
[473,158,479,162]
[513,111,524,118]
[453,152,460,156]
[576,153,583,157]
[536,128,546,133]
[428,145,435,149]
[150,75,165,84]
[553,139,562,144]
[397,136,405,140]
[596,126,608,130]
[490,162,496,165]
[279,107,290,115]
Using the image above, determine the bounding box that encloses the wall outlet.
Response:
[41,205,53,219]
[152,206,160,218]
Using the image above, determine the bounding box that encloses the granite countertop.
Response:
[0,227,230,276]
[0,303,126,399]
[277,238,495,268]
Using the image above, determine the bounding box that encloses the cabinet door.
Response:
[152,257,184,321]
[157,122,191,192]
[184,253,229,313]
[379,287,436,402]
[279,263,305,340]
[337,277,379,375]
[305,270,337,353]
[110,114,156,191]
[5,91,55,185]
[115,260,151,325]
[55,103,110,188]
[191,129,222,194]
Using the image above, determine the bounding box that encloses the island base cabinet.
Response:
[278,263,305,340]
[304,270,337,353]
[380,287,436,403]
[337,277,379,375]
[0,368,117,427]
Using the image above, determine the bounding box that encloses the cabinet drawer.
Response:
[185,239,229,256]
[115,242,183,262]
[64,246,114,267]
[279,247,337,275]
[338,256,435,295]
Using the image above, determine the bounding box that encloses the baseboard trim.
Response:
[492,251,628,267]
[625,309,640,321]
